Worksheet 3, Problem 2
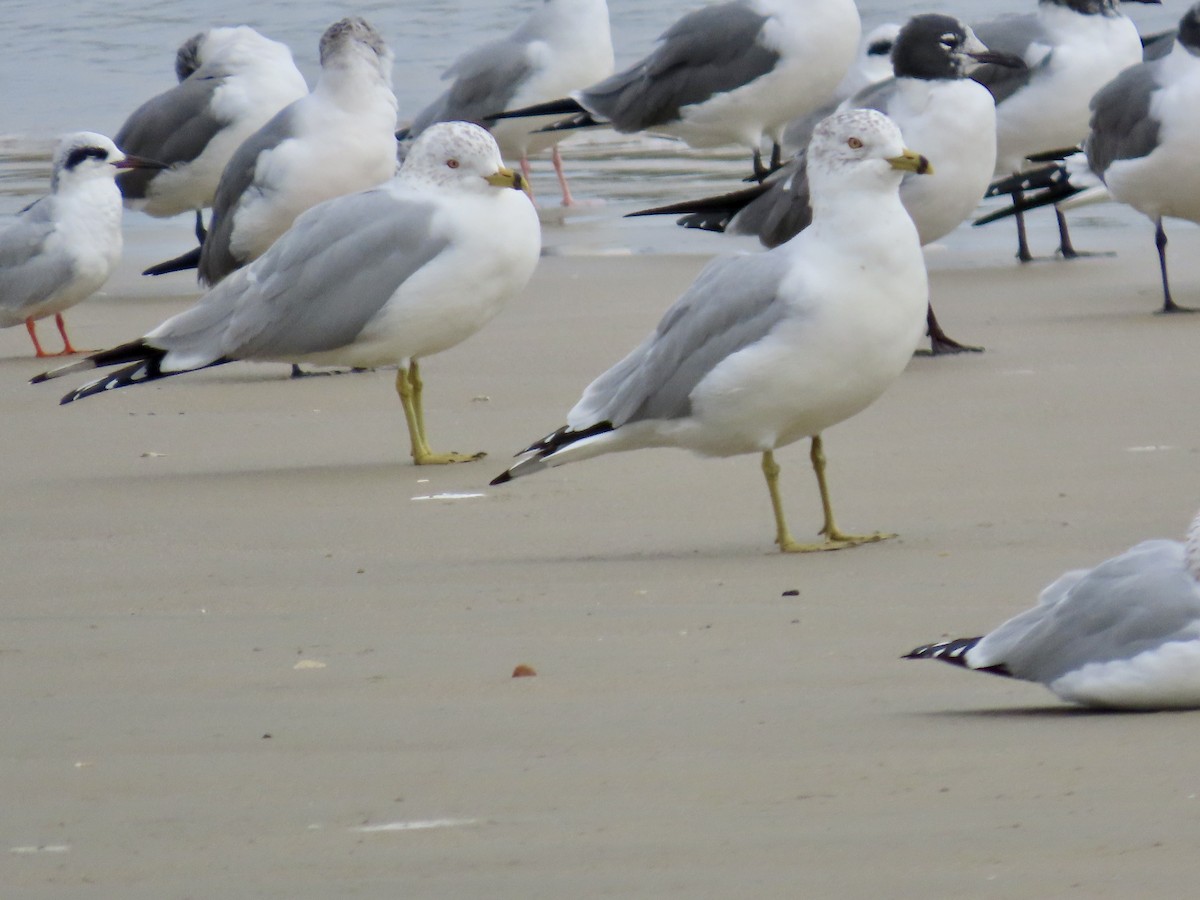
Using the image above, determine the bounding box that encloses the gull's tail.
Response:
[490,421,614,485]
[31,340,226,405]
[143,246,202,277]
[903,636,1012,677]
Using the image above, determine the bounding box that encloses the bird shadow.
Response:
[908,705,1184,719]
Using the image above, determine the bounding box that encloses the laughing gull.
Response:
[906,506,1200,710]
[399,0,614,205]
[971,3,1200,312]
[970,0,1155,261]
[143,18,399,286]
[114,26,308,243]
[1,133,163,358]
[34,123,540,466]
[493,0,862,180]
[491,110,930,553]
[629,14,1017,354]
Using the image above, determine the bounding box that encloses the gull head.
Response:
[892,14,1025,79]
[807,110,931,198]
[401,122,528,195]
[319,17,394,84]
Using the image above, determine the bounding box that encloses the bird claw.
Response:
[412,450,487,465]
[777,531,895,553]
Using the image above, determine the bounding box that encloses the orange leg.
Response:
[25,319,50,357]
[54,313,80,354]
[551,145,575,207]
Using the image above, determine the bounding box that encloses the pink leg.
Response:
[519,155,537,205]
[551,145,575,207]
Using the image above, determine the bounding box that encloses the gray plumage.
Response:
[969,14,1045,104]
[0,200,75,324]
[1085,61,1163,175]
[580,2,778,130]
[572,251,792,426]
[409,41,534,134]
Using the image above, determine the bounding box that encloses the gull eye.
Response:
[446,159,460,169]
[847,137,863,150]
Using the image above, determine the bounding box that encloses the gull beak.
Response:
[887,149,932,176]
[967,49,1027,69]
[113,154,169,171]
[486,166,533,199]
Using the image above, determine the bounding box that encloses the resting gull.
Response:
[143,18,399,287]
[491,109,929,553]
[1,133,163,357]
[493,0,862,179]
[33,123,541,466]
[399,0,613,206]
[114,26,308,243]
[906,507,1200,710]
[629,14,1018,354]
[970,0,1155,261]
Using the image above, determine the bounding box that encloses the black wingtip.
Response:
[492,97,585,121]
[903,636,983,665]
[489,471,513,486]
[143,246,201,277]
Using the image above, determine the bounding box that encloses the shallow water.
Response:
[0,0,1181,257]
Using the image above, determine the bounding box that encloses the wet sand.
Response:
[4,225,1200,897]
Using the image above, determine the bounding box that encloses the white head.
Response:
[176,26,298,82]
[50,132,126,192]
[318,17,394,87]
[400,122,527,195]
[806,109,930,203]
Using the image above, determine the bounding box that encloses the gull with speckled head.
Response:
[492,109,929,553]
[34,123,541,467]
[114,26,308,241]
[1,133,163,357]
[906,507,1200,710]
[143,18,399,286]
[493,0,862,179]
[400,0,614,206]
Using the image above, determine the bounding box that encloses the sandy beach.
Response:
[5,221,1200,897]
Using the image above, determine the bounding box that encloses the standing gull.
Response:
[1,133,162,357]
[629,14,1017,354]
[114,26,308,244]
[970,0,1154,261]
[493,0,862,179]
[906,507,1200,710]
[400,0,613,206]
[33,123,541,466]
[143,18,398,285]
[491,110,929,553]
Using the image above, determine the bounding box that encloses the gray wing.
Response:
[979,540,1200,683]
[0,199,74,317]
[1085,60,1163,178]
[579,2,779,131]
[970,14,1047,105]
[729,152,813,248]
[198,103,301,284]
[409,38,534,135]
[150,187,449,364]
[569,250,791,427]
[114,75,225,200]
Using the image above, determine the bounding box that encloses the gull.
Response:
[905,507,1200,710]
[114,26,308,245]
[399,0,614,206]
[1,133,163,358]
[970,3,1200,312]
[970,0,1156,262]
[629,14,1017,354]
[143,17,399,286]
[33,123,541,466]
[491,110,929,553]
[493,0,862,180]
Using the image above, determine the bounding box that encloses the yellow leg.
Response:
[760,438,894,553]
[394,361,485,466]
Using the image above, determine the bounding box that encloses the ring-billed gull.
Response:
[33,123,541,466]
[970,0,1154,261]
[630,14,1018,354]
[905,508,1200,710]
[491,109,929,552]
[143,18,398,286]
[400,0,613,206]
[493,0,862,180]
[1,133,163,358]
[114,26,308,241]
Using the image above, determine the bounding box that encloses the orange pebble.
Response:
[511,664,537,678]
